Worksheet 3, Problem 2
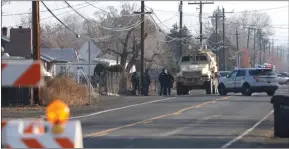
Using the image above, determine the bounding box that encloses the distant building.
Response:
[1,27,10,53]
[8,26,32,58]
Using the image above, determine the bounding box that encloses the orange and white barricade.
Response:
[2,120,83,148]
[1,100,83,148]
[1,60,44,87]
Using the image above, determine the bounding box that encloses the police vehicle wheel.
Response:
[241,84,252,96]
[183,88,190,95]
[266,91,275,96]
[218,84,227,96]
[176,83,183,95]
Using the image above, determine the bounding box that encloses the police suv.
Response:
[218,64,279,96]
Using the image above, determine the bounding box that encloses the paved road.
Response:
[78,86,289,148]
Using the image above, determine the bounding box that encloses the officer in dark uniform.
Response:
[142,69,151,96]
[131,71,139,95]
[167,71,174,96]
[158,68,169,96]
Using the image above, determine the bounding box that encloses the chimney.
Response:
[2,27,8,37]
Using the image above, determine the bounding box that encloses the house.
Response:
[40,39,136,77]
[40,48,79,76]
[77,39,136,75]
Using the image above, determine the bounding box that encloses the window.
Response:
[196,55,207,61]
[228,70,238,78]
[237,70,246,77]
[181,56,192,62]
[249,69,276,76]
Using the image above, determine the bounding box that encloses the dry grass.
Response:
[39,76,99,106]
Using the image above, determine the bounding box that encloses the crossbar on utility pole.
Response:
[32,0,40,105]
[189,1,214,46]
[134,1,152,96]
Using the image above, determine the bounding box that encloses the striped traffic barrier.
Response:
[1,60,43,87]
[1,100,83,148]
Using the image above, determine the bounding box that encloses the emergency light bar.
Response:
[255,63,275,69]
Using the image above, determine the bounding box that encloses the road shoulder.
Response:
[230,112,289,148]
[1,95,169,119]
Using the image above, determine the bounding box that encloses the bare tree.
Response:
[20,13,86,49]
[91,3,161,93]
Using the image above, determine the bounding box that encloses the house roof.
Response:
[96,53,117,61]
[40,48,78,63]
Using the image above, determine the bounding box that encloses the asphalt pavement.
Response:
[74,86,289,148]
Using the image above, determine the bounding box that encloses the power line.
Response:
[85,1,145,16]
[64,1,90,22]
[152,5,289,17]
[9,1,99,28]
[41,1,80,38]
[223,20,289,29]
[2,1,99,16]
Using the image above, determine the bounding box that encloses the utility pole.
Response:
[272,39,275,57]
[189,1,214,45]
[179,1,183,58]
[253,28,256,67]
[32,1,40,105]
[134,1,152,96]
[258,29,262,64]
[215,12,219,66]
[208,8,223,69]
[276,46,279,58]
[268,40,271,56]
[247,28,251,49]
[236,27,240,68]
[222,7,233,70]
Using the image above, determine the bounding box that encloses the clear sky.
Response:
[1,1,289,47]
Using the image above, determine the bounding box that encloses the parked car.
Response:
[277,72,289,85]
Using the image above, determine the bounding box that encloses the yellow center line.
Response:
[85,96,231,137]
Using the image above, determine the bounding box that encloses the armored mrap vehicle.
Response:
[176,49,219,95]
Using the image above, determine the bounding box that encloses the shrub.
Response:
[40,76,99,106]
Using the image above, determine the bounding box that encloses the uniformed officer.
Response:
[158,68,169,96]
[142,69,151,96]
[131,71,139,95]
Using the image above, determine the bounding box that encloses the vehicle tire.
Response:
[286,80,289,85]
[241,83,252,96]
[176,83,183,95]
[266,91,275,96]
[218,84,227,96]
[183,88,190,95]
[205,80,212,94]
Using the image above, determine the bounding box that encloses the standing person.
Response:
[158,68,169,96]
[142,69,151,96]
[167,71,174,96]
[131,71,139,95]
